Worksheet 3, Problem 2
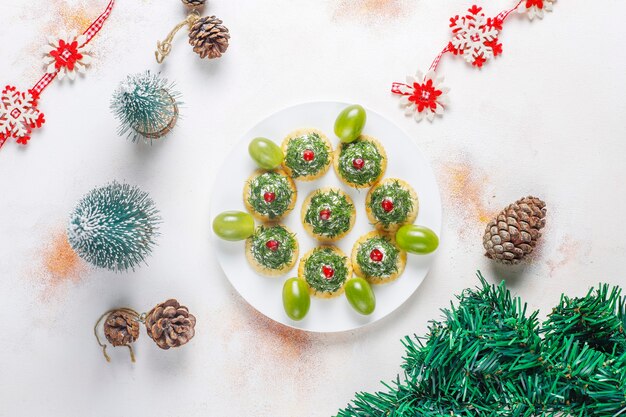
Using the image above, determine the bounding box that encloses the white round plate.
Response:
[211,101,442,332]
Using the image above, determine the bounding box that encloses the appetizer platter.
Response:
[210,101,441,332]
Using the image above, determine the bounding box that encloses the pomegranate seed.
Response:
[352,158,365,170]
[303,149,315,161]
[263,192,276,203]
[370,249,384,262]
[322,265,335,279]
[266,240,280,252]
[319,209,331,221]
[381,198,394,213]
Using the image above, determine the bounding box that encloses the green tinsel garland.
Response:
[338,273,626,417]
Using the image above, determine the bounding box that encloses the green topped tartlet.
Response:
[281,128,332,181]
[245,224,299,277]
[366,178,418,231]
[301,187,356,242]
[244,169,297,222]
[334,135,387,189]
[298,246,352,298]
[351,231,406,284]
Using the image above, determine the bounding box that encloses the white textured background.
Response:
[0,1,625,416]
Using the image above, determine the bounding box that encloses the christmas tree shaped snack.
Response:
[334,135,387,188]
[298,246,352,298]
[301,188,356,242]
[351,231,406,284]
[281,128,333,181]
[366,178,418,232]
[245,224,299,277]
[243,170,297,222]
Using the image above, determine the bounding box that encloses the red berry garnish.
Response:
[352,158,365,170]
[263,192,276,203]
[370,248,384,262]
[381,198,394,213]
[319,208,331,221]
[303,149,315,162]
[266,240,280,252]
[322,265,335,279]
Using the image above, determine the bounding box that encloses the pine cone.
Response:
[145,299,196,349]
[188,15,230,59]
[104,310,140,347]
[483,196,547,265]
[181,0,206,7]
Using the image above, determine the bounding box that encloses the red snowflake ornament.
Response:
[518,0,556,20]
[42,31,93,81]
[0,86,45,146]
[449,5,503,68]
[392,70,449,122]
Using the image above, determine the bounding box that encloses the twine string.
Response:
[155,12,201,64]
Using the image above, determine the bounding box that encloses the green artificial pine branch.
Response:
[337,273,626,417]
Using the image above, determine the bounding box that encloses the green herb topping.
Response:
[303,248,349,293]
[249,225,297,270]
[247,171,294,219]
[338,139,384,186]
[304,190,354,238]
[284,132,330,178]
[356,236,400,278]
[369,181,414,227]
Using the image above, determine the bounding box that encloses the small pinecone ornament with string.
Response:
[181,0,206,7]
[483,196,547,265]
[104,310,140,347]
[155,0,229,63]
[189,16,230,59]
[95,299,196,362]
[145,299,197,350]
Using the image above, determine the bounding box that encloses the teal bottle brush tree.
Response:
[338,273,626,417]
[110,71,181,143]
[67,182,161,272]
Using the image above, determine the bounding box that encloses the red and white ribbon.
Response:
[0,0,115,149]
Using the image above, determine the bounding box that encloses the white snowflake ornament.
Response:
[392,70,450,123]
[448,5,503,68]
[42,30,93,81]
[0,86,45,145]
[517,0,556,20]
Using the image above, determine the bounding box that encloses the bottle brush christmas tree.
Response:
[110,71,181,142]
[338,273,626,417]
[67,182,161,272]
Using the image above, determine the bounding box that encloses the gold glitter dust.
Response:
[332,0,410,24]
[35,229,88,300]
[439,160,497,230]
[546,237,589,278]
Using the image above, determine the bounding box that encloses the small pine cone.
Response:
[145,299,196,350]
[188,15,230,59]
[483,196,547,265]
[181,0,206,7]
[104,310,140,347]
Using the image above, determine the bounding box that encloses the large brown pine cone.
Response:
[145,299,196,350]
[104,310,140,347]
[188,15,230,59]
[483,196,547,265]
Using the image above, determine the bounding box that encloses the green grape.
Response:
[282,278,311,321]
[345,277,376,315]
[248,137,284,170]
[334,104,367,143]
[396,225,439,254]
[212,211,255,241]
